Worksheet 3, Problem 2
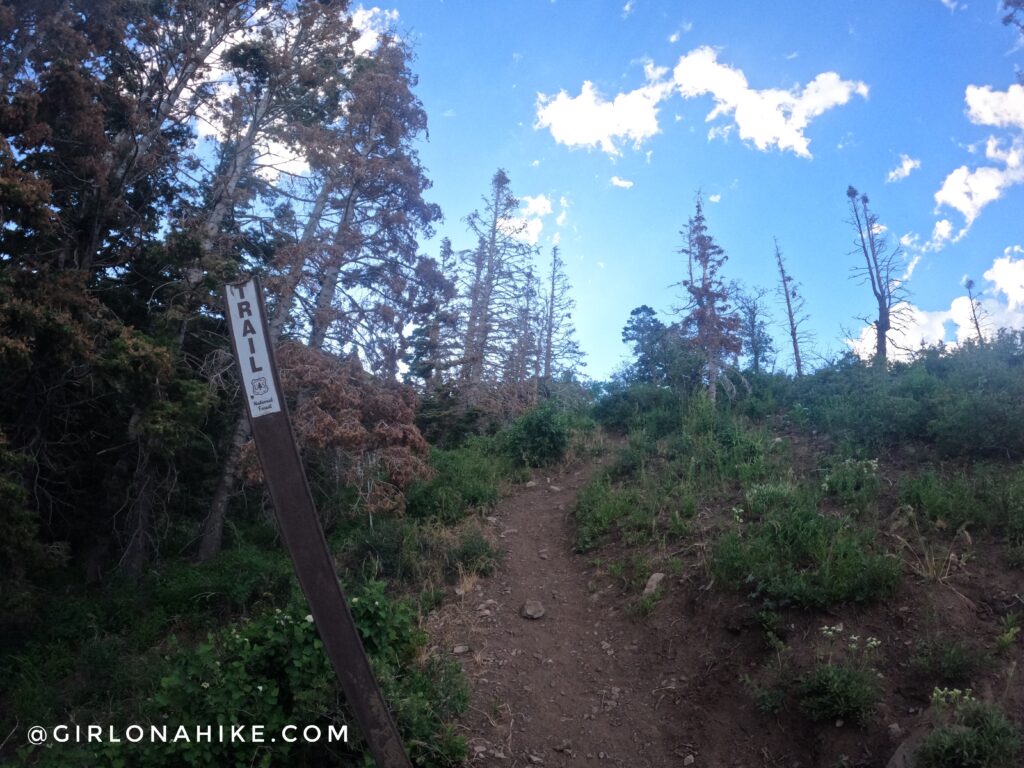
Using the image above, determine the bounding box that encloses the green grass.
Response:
[898,467,1024,541]
[820,457,881,515]
[914,701,1021,768]
[574,475,641,551]
[911,637,987,687]
[713,506,901,609]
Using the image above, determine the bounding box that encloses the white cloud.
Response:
[846,301,949,361]
[499,216,544,246]
[610,176,634,188]
[534,62,674,155]
[931,218,955,246]
[497,194,559,246]
[536,47,867,159]
[671,46,869,158]
[985,245,1024,309]
[530,159,541,167]
[934,136,1024,229]
[253,139,309,181]
[847,246,1024,359]
[708,193,721,203]
[886,153,921,183]
[668,22,692,43]
[928,84,1024,245]
[622,1,635,18]
[901,254,922,280]
[556,196,569,226]
[520,193,553,217]
[708,124,734,142]
[966,84,1024,129]
[351,6,400,56]
[939,0,963,11]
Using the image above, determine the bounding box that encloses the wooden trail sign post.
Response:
[224,277,412,768]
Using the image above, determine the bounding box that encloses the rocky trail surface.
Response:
[428,457,706,768]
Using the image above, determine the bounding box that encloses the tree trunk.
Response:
[875,302,889,366]
[774,240,803,377]
[197,413,250,561]
[308,190,358,350]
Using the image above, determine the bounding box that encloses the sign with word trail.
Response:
[223,277,412,768]
[225,281,281,418]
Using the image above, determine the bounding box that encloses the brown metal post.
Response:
[223,277,412,768]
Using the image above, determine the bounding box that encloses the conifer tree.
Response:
[540,246,584,383]
[734,284,776,375]
[676,195,741,402]
[459,169,535,386]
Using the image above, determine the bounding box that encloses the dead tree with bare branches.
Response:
[773,237,809,376]
[845,186,909,365]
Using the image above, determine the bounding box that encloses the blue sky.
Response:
[362,1,1024,379]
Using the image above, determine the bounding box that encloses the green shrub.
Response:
[592,384,684,435]
[405,443,509,523]
[797,663,878,725]
[144,544,293,619]
[788,333,1024,459]
[347,518,436,583]
[713,507,900,608]
[446,529,499,578]
[22,585,467,768]
[915,700,1021,768]
[500,403,570,467]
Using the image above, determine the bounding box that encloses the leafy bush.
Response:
[899,471,987,531]
[347,517,436,583]
[713,506,900,608]
[797,663,878,725]
[405,439,517,523]
[915,699,1021,768]
[23,586,467,768]
[144,544,294,620]
[788,333,1024,459]
[500,403,570,467]
[592,383,684,436]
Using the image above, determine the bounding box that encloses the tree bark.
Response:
[197,412,250,561]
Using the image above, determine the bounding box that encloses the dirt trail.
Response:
[430,457,695,768]
[428,437,1024,768]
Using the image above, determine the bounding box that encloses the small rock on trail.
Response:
[520,600,545,619]
[642,572,666,597]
